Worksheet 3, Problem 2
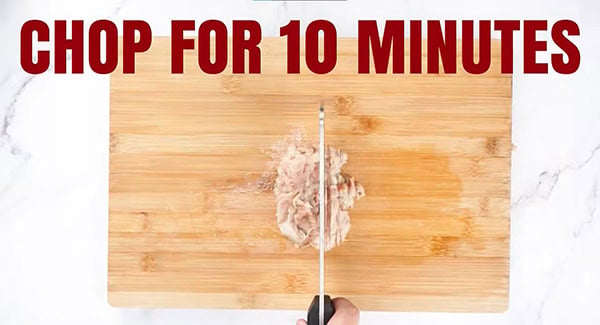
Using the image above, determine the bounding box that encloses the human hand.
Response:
[296,297,359,325]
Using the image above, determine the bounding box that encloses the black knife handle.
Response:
[307,295,335,325]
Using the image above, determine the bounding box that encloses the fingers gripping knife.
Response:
[307,106,335,325]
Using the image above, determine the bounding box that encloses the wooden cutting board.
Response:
[109,37,511,312]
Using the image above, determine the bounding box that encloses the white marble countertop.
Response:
[1,0,599,324]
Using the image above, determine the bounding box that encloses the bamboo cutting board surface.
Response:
[109,38,511,312]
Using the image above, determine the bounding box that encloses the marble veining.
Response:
[512,143,600,209]
[0,73,33,195]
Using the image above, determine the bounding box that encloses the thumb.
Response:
[296,319,308,325]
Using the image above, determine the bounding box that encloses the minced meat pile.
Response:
[272,135,365,251]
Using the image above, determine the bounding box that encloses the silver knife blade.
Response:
[318,105,325,325]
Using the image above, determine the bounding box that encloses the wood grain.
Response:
[109,38,511,312]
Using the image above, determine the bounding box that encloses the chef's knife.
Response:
[307,106,335,325]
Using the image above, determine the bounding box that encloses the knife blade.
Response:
[318,105,325,325]
[307,106,335,325]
